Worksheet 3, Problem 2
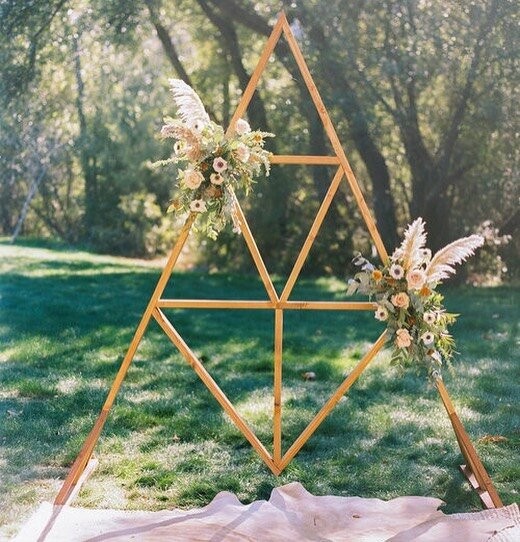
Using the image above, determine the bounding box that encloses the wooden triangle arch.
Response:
[55,12,502,510]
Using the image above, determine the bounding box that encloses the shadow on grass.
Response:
[1,255,518,517]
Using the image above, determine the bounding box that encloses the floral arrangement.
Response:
[347,218,484,378]
[155,79,274,239]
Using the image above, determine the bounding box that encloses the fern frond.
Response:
[169,79,210,125]
[426,235,484,283]
[393,217,427,269]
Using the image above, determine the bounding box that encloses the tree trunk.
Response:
[72,32,97,237]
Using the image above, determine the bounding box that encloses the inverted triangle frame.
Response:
[54,12,502,510]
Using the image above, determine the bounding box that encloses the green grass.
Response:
[0,239,518,538]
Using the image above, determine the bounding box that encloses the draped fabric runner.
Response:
[14,483,520,542]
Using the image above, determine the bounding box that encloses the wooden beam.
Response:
[273,309,283,463]
[153,308,279,475]
[230,195,279,304]
[157,299,377,311]
[280,14,389,264]
[436,379,503,508]
[54,214,196,505]
[281,167,344,301]
[279,301,376,311]
[269,155,340,165]
[227,14,284,130]
[158,299,274,309]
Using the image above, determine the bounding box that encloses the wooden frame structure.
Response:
[55,12,502,510]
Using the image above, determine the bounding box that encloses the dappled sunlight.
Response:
[0,245,518,536]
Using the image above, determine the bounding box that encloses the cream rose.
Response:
[235,118,251,135]
[395,328,412,349]
[406,268,426,290]
[184,169,204,190]
[210,173,224,185]
[391,292,410,309]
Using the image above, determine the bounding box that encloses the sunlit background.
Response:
[1,0,518,280]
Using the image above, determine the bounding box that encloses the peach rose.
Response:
[391,292,410,309]
[395,328,412,349]
[406,268,426,290]
[184,169,204,190]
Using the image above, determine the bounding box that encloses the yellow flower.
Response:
[372,269,383,282]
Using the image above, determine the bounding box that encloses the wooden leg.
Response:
[436,378,503,509]
[54,215,195,505]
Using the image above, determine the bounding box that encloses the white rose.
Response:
[406,268,426,290]
[184,169,204,190]
[235,118,251,135]
[235,143,250,163]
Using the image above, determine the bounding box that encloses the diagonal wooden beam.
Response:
[281,166,344,302]
[279,14,389,264]
[153,307,279,475]
[54,213,196,505]
[231,194,279,303]
[227,13,285,131]
[436,378,503,508]
[279,331,387,470]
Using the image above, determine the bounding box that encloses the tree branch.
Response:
[437,0,500,168]
[145,0,219,122]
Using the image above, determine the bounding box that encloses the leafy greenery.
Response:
[0,1,517,276]
[1,241,518,538]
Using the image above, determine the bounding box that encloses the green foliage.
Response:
[0,0,517,276]
[90,192,177,257]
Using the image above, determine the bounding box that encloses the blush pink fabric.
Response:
[14,482,519,541]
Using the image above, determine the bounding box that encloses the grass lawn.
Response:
[0,239,518,538]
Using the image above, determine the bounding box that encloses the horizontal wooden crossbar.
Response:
[157,299,376,311]
[269,155,340,165]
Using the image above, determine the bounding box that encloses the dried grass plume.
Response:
[169,79,210,125]
[426,235,484,283]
